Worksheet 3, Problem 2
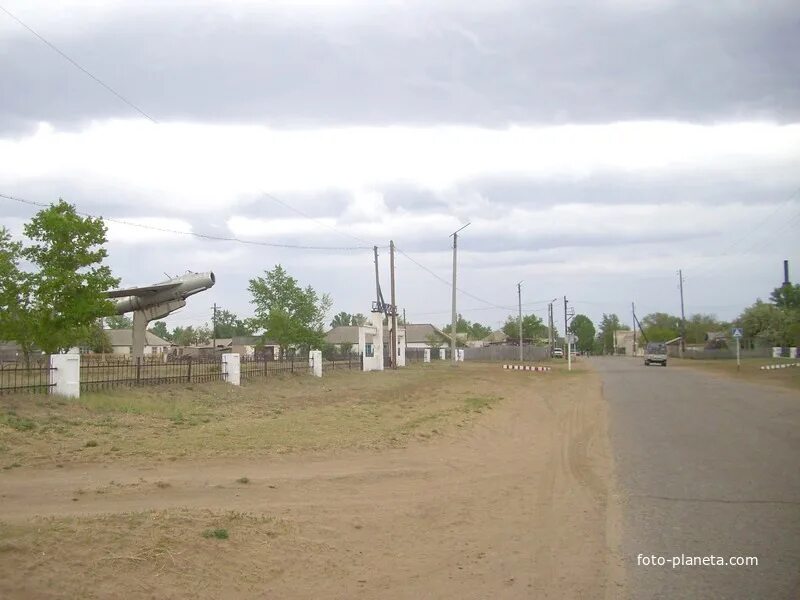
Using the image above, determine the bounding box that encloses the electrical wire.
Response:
[394,245,518,311]
[0,4,158,123]
[258,191,375,247]
[410,302,551,318]
[0,192,375,251]
[687,189,800,277]
[0,6,383,251]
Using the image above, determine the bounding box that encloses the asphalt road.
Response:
[593,357,800,599]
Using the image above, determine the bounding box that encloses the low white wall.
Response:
[309,350,322,377]
[396,330,406,367]
[49,353,80,398]
[222,353,241,386]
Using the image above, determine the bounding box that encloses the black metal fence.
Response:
[80,355,226,392]
[0,358,54,395]
[321,353,362,372]
[1,351,347,396]
[240,356,310,381]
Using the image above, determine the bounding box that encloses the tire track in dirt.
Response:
[0,363,622,599]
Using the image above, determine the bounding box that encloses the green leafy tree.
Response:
[469,322,492,340]
[172,324,212,346]
[172,326,194,347]
[248,265,332,357]
[770,284,800,310]
[568,314,596,353]
[441,315,491,340]
[426,333,444,349]
[195,324,213,345]
[330,311,369,327]
[84,320,112,353]
[684,313,727,345]
[330,312,351,327]
[738,300,798,347]
[442,313,472,334]
[150,321,171,341]
[22,201,119,354]
[105,314,133,329]
[0,227,35,359]
[596,313,629,354]
[501,314,548,342]
[641,312,681,343]
[213,308,251,338]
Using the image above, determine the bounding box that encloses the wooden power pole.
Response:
[389,240,397,369]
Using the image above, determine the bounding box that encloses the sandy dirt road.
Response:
[0,364,622,599]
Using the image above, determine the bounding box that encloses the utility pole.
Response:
[450,223,470,365]
[631,302,636,356]
[373,246,381,308]
[403,308,406,325]
[517,282,523,362]
[564,296,572,371]
[389,240,397,369]
[212,302,218,351]
[678,269,686,356]
[548,297,557,357]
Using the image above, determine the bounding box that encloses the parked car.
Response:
[552,348,564,358]
[644,342,668,367]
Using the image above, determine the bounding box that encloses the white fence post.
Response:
[424,349,430,363]
[222,353,241,386]
[310,350,322,377]
[49,353,80,398]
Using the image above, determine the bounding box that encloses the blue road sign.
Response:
[732,328,743,338]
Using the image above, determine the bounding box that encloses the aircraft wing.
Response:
[106,281,182,298]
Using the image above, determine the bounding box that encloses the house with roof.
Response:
[403,324,451,349]
[104,329,172,356]
[480,329,508,347]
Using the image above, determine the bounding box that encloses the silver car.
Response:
[644,342,667,366]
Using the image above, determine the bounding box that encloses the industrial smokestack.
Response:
[784,260,790,286]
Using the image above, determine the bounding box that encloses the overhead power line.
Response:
[0,4,158,123]
[0,193,375,251]
[394,245,518,311]
[688,188,800,277]
[259,191,374,247]
[1,6,382,251]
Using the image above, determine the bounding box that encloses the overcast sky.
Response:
[1,0,799,334]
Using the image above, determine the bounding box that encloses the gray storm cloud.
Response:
[1,0,799,134]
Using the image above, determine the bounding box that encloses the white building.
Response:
[104,329,172,355]
[325,312,408,370]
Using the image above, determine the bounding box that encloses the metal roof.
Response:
[103,329,172,347]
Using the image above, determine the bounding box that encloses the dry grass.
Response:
[0,508,293,599]
[674,357,800,392]
[0,364,505,468]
